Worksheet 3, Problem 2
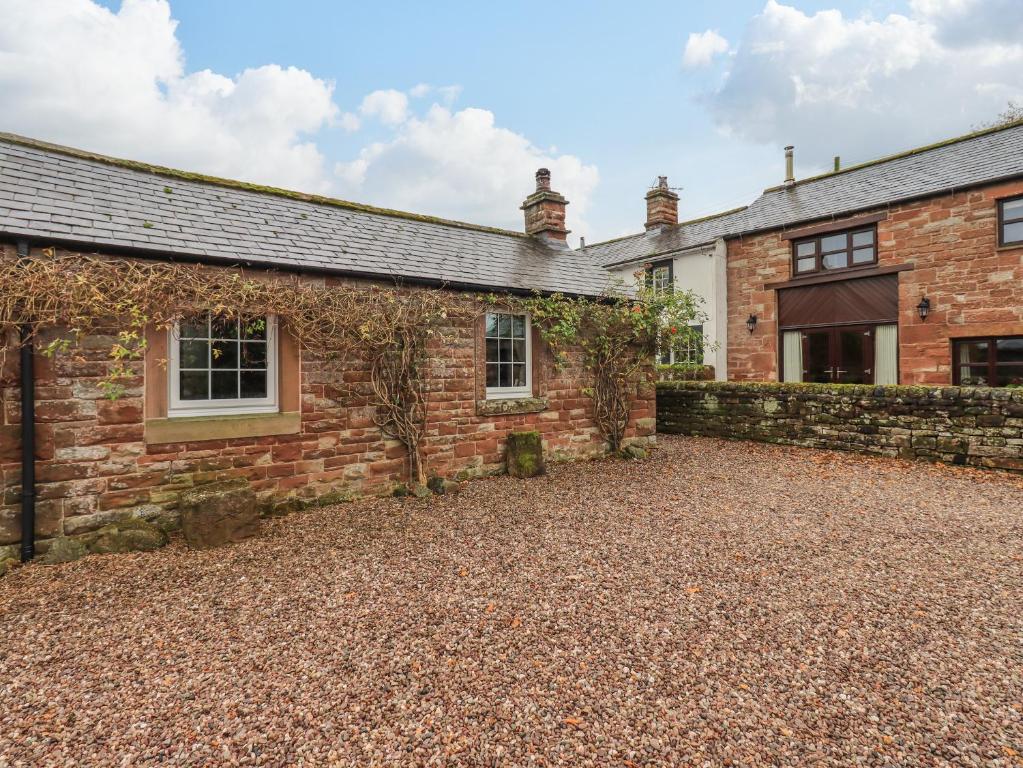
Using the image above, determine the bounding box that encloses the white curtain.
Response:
[782,331,803,382]
[875,324,898,385]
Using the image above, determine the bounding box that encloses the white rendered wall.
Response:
[608,239,728,380]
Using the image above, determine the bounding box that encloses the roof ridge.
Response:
[580,205,749,251]
[0,131,530,240]
[762,117,1023,193]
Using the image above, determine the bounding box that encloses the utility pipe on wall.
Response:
[17,240,36,562]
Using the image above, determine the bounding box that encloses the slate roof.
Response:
[0,134,611,297]
[584,119,1023,268]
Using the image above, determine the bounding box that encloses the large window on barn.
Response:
[999,195,1023,247]
[953,336,1023,387]
[792,226,877,275]
[169,313,278,417]
[485,312,531,398]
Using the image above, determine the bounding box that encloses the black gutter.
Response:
[17,240,35,562]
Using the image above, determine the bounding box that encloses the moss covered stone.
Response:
[506,431,545,479]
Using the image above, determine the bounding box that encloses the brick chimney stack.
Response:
[645,176,679,231]
[521,168,569,244]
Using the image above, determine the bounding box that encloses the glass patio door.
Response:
[797,326,875,384]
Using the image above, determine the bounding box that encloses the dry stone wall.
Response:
[657,381,1023,472]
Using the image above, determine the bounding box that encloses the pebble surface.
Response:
[2,435,1022,767]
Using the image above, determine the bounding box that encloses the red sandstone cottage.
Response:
[586,120,1023,388]
[0,135,655,560]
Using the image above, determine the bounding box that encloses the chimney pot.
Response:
[784,146,795,185]
[521,168,569,243]
[645,175,679,231]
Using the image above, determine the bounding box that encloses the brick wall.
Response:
[0,260,656,554]
[727,178,1023,384]
[657,380,1023,472]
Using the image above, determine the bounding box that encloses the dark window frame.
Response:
[952,335,1023,387]
[791,225,878,277]
[998,194,1023,247]
[645,259,674,294]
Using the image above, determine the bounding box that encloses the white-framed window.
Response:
[650,264,672,295]
[658,324,705,365]
[485,311,531,399]
[169,313,278,418]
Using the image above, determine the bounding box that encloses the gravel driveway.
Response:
[2,435,1022,767]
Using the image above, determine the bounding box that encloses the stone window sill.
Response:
[476,397,548,417]
[145,411,301,444]
[996,243,1023,252]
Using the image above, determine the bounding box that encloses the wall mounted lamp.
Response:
[746,314,758,334]
[917,296,931,321]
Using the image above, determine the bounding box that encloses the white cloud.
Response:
[408,83,432,98]
[701,0,1023,170]
[335,104,599,240]
[0,0,340,192]
[359,89,409,126]
[683,30,730,68]
[911,0,1023,47]
[0,0,600,240]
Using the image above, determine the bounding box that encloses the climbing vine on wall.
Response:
[517,276,704,453]
[0,248,701,483]
[0,248,465,486]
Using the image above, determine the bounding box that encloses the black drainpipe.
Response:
[17,240,36,562]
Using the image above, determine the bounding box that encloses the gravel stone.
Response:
[2,435,1022,766]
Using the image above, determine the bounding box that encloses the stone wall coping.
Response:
[656,380,1023,402]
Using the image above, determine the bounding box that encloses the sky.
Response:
[1,0,1021,246]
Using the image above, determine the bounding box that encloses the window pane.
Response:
[512,339,526,363]
[241,342,267,369]
[958,366,989,386]
[180,371,208,400]
[486,363,498,388]
[851,247,875,264]
[995,365,1023,388]
[180,315,208,339]
[512,364,527,387]
[796,241,816,257]
[180,339,208,369]
[1003,198,1023,220]
[659,349,672,365]
[821,233,847,252]
[822,252,847,269]
[796,257,816,273]
[511,315,526,338]
[956,340,989,364]
[497,314,511,337]
[210,315,239,340]
[852,230,874,247]
[499,338,512,363]
[499,364,511,387]
[211,371,238,399]
[485,338,499,364]
[211,340,238,369]
[996,338,1023,363]
[242,317,267,340]
[240,370,268,399]
[485,313,498,336]
[1003,221,1023,244]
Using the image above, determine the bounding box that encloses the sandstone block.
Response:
[506,431,545,479]
[179,479,259,550]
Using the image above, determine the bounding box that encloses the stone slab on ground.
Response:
[179,479,260,550]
